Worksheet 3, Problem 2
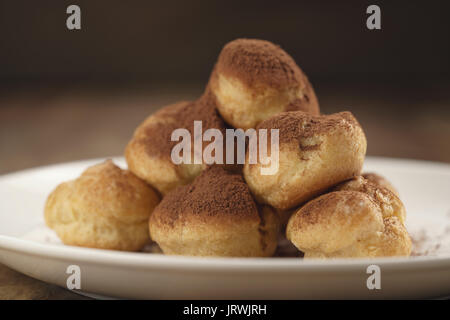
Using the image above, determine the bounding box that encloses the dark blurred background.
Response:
[1,0,449,174]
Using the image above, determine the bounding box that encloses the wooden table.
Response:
[1,82,449,299]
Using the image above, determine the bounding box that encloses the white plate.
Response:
[1,157,450,299]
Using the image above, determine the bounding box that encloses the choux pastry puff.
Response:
[286,176,411,258]
[125,93,227,195]
[149,166,279,257]
[208,38,320,129]
[45,160,160,251]
[244,111,367,210]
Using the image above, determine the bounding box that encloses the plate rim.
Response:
[2,235,450,273]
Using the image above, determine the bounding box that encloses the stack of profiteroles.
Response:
[45,39,411,258]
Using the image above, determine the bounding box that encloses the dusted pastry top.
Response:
[155,166,259,227]
[257,111,360,144]
[138,92,225,159]
[214,38,305,90]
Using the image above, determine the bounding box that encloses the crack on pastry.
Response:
[299,141,322,151]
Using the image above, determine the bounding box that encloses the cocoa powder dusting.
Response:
[295,191,344,227]
[257,111,359,144]
[216,38,304,89]
[157,166,259,226]
[140,91,226,159]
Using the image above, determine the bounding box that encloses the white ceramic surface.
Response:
[0,157,450,299]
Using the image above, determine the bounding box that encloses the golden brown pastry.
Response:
[286,191,411,258]
[208,38,319,129]
[45,160,160,251]
[362,172,399,197]
[243,111,367,210]
[125,93,227,195]
[333,175,405,224]
[149,166,279,257]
